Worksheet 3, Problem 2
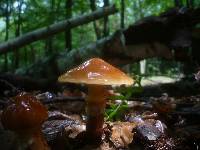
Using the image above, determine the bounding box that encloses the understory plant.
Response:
[105,75,143,121]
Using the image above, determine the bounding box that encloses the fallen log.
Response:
[11,7,200,80]
[21,30,173,79]
[20,34,113,78]
[0,73,61,92]
[0,5,117,54]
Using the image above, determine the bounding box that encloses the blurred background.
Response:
[0,0,200,85]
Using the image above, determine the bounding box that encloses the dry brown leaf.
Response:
[110,122,136,148]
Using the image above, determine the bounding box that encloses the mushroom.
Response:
[1,92,49,150]
[58,58,134,142]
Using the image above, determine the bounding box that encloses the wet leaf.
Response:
[110,122,136,148]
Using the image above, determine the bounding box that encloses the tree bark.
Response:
[46,0,55,55]
[174,0,183,7]
[23,47,28,67]
[103,0,109,36]
[45,38,53,54]
[29,45,35,63]
[65,0,72,50]
[186,0,193,8]
[23,30,173,79]
[14,0,23,69]
[4,0,10,71]
[0,73,57,91]
[137,0,146,75]
[120,0,125,29]
[89,0,101,39]
[45,0,56,54]
[23,35,113,78]
[0,5,118,54]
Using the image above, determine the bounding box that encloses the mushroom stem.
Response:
[86,84,107,142]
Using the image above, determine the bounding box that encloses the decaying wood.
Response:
[122,7,200,63]
[0,5,117,54]
[0,73,57,91]
[25,7,200,77]
[20,35,112,79]
[20,30,173,79]
[1,7,200,84]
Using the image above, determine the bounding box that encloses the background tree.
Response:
[65,0,72,50]
[120,0,125,29]
[103,0,109,36]
[0,0,199,77]
[13,0,23,69]
[3,0,11,71]
[89,0,101,39]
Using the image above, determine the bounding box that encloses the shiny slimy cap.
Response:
[58,58,134,86]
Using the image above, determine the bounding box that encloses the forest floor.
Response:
[141,76,181,86]
[0,76,199,150]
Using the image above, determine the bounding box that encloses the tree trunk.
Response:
[103,0,109,36]
[65,0,72,50]
[45,0,55,54]
[0,5,118,54]
[137,0,146,75]
[45,39,53,54]
[120,0,125,29]
[174,0,183,7]
[89,0,101,39]
[24,47,28,67]
[29,45,35,63]
[4,0,10,71]
[4,54,8,72]
[14,0,22,69]
[186,0,193,8]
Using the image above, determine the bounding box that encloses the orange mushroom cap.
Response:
[58,58,134,85]
[1,93,48,131]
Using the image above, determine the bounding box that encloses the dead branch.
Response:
[0,5,117,54]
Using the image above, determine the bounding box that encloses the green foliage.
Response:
[105,75,143,121]
[0,0,183,75]
[105,99,128,121]
[145,58,182,77]
[194,0,200,7]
